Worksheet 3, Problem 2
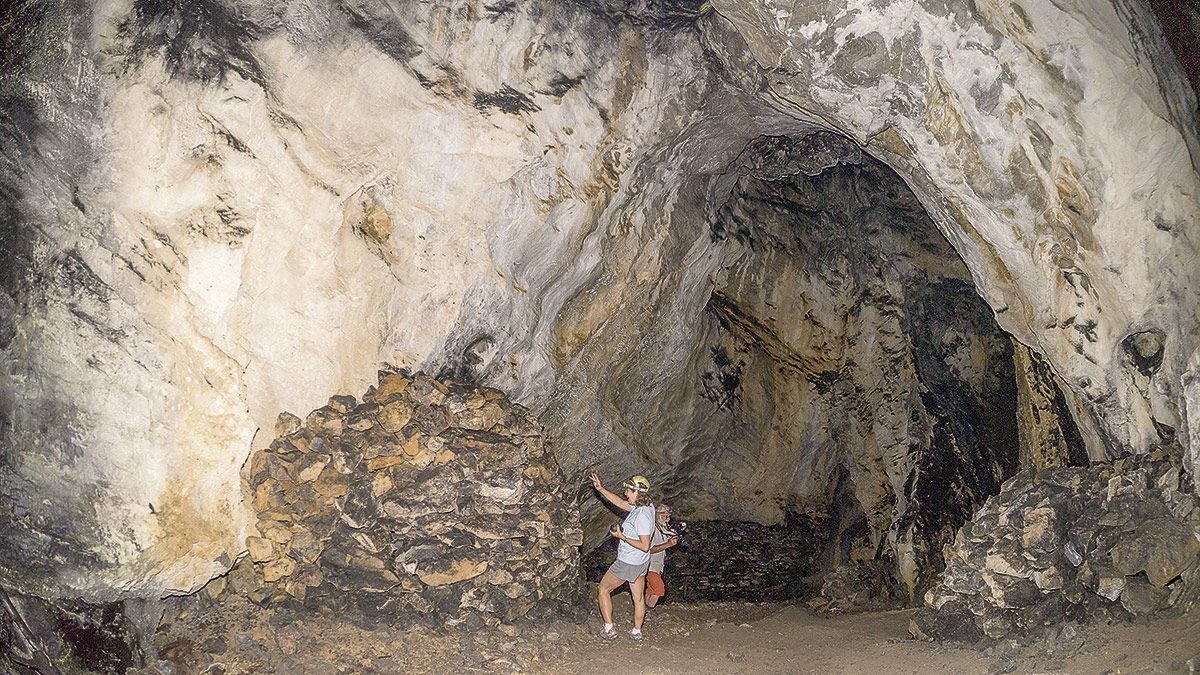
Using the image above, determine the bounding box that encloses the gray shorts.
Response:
[606,559,650,583]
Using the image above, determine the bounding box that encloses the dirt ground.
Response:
[552,595,1200,675]
[152,592,1200,674]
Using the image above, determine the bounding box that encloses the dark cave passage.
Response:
[583,132,1086,609]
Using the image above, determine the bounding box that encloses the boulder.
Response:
[1109,518,1200,586]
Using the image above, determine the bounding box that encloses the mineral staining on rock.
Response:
[0,0,1198,619]
[229,372,583,627]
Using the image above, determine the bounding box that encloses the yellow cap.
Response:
[623,475,651,492]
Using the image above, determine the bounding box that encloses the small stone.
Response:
[727,652,744,663]
[985,553,1028,579]
[372,373,411,402]
[402,434,422,457]
[371,472,394,497]
[1020,506,1059,554]
[367,455,407,471]
[296,454,330,484]
[305,407,344,435]
[247,536,275,563]
[1063,541,1083,567]
[327,395,357,414]
[1032,566,1063,591]
[275,412,302,437]
[312,468,350,499]
[262,524,293,545]
[262,556,297,583]
[1095,573,1126,601]
[378,401,413,434]
[418,559,489,587]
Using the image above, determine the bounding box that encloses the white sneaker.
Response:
[629,628,643,641]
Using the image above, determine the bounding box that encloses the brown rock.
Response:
[373,373,411,403]
[275,412,302,437]
[378,401,413,433]
[296,454,331,484]
[402,434,423,457]
[367,455,407,471]
[1110,517,1200,586]
[262,525,293,545]
[253,483,282,512]
[305,407,344,435]
[262,557,297,583]
[247,536,275,563]
[1020,506,1058,553]
[418,559,488,587]
[313,467,350,500]
[284,581,307,602]
[258,508,294,523]
[327,395,357,414]
[372,472,394,498]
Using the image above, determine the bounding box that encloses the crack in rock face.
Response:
[0,0,1199,623]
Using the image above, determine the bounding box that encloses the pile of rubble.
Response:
[810,561,903,614]
[911,454,1200,641]
[226,371,584,629]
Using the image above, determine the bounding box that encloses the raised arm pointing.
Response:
[590,472,633,512]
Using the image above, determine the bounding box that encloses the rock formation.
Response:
[0,0,1197,633]
[229,371,583,627]
[911,453,1200,641]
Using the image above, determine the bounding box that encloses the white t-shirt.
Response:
[616,505,656,565]
[648,524,670,573]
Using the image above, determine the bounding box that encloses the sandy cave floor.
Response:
[152,593,1200,674]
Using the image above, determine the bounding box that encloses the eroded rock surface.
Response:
[0,0,1197,605]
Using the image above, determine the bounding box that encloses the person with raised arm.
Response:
[589,472,656,640]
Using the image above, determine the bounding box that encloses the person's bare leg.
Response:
[631,575,647,630]
[598,572,623,625]
[646,593,660,609]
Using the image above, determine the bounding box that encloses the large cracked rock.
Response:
[1,0,1198,603]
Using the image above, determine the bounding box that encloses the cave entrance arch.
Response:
[580,130,1088,608]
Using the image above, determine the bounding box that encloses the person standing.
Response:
[590,472,655,640]
[644,504,679,612]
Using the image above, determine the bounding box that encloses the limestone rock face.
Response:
[1,0,1197,602]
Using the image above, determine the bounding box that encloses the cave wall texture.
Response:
[1,0,1198,603]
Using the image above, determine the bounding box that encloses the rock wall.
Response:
[1,0,1198,603]
[584,514,827,602]
[232,372,582,628]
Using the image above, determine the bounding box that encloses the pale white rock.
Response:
[0,0,1196,603]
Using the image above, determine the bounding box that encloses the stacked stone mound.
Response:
[809,561,903,614]
[910,455,1200,642]
[234,372,583,628]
